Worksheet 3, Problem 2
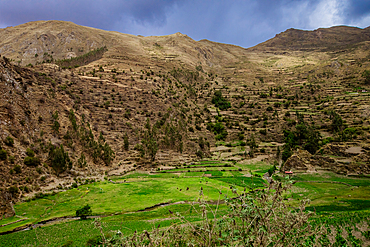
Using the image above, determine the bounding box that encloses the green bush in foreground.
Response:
[90,181,319,246]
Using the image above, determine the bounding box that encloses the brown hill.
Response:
[251,25,370,51]
[0,20,250,70]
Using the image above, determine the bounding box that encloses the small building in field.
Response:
[285,171,293,175]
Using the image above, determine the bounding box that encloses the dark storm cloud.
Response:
[0,0,369,48]
[0,0,181,29]
[345,0,370,21]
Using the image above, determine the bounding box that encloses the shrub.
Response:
[260,92,268,98]
[86,236,103,246]
[0,149,7,160]
[26,148,35,157]
[8,186,19,195]
[14,165,22,174]
[76,204,92,220]
[9,155,15,164]
[36,167,43,174]
[4,136,14,146]
[24,156,40,166]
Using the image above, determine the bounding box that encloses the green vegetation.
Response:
[1,162,370,246]
[48,144,72,176]
[282,111,322,161]
[76,204,92,220]
[141,118,158,161]
[4,136,14,146]
[24,156,40,166]
[0,148,7,160]
[212,90,231,110]
[207,121,228,140]
[56,46,107,69]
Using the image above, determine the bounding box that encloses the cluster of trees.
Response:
[328,110,360,142]
[135,112,187,162]
[170,67,201,83]
[56,46,107,69]
[212,90,231,110]
[135,119,158,162]
[68,110,115,165]
[282,109,360,162]
[362,70,370,84]
[161,121,184,153]
[207,121,228,141]
[282,112,322,162]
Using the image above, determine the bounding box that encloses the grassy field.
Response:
[0,203,229,247]
[278,171,370,213]
[1,163,370,246]
[0,168,264,234]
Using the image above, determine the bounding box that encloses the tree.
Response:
[362,70,370,84]
[330,110,343,133]
[207,121,228,141]
[282,130,297,162]
[123,133,129,151]
[212,90,231,110]
[141,118,158,162]
[304,125,322,154]
[76,204,92,220]
[77,153,87,168]
[248,134,258,157]
[48,144,72,176]
[101,142,115,165]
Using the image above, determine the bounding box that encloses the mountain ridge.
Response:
[251,25,370,51]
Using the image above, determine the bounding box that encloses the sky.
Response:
[0,0,369,48]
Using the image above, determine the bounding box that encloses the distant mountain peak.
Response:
[252,25,370,51]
